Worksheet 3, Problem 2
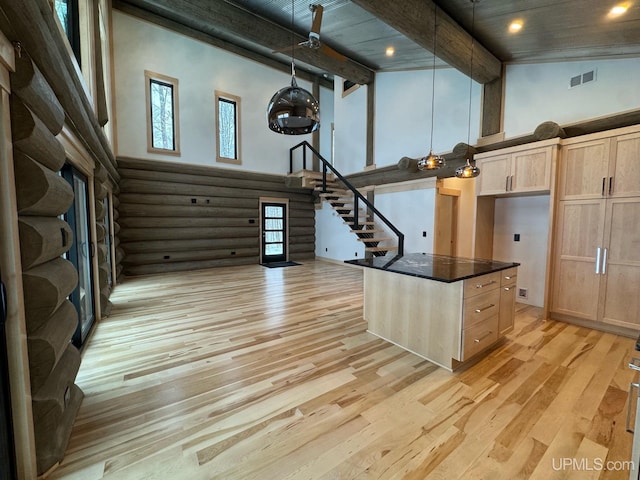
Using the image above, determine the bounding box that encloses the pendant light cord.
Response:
[466,0,476,164]
[429,5,437,152]
[290,0,295,77]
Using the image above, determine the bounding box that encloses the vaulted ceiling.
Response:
[113,0,640,87]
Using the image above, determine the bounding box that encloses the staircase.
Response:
[288,142,404,257]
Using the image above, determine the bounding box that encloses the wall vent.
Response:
[569,69,597,88]
[518,288,528,299]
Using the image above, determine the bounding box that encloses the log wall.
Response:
[10,54,85,476]
[118,157,316,276]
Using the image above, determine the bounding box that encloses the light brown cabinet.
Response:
[551,128,640,331]
[559,131,640,200]
[475,141,559,196]
[461,270,515,361]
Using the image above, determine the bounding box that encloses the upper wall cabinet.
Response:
[475,139,560,196]
[558,130,640,200]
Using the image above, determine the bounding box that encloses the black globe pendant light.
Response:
[267,63,320,135]
[267,1,320,135]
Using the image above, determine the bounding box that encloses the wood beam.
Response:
[351,0,502,84]
[117,0,374,85]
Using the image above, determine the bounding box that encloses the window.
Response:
[215,90,241,164]
[54,0,81,65]
[145,71,180,155]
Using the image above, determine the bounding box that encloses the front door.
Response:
[261,202,287,264]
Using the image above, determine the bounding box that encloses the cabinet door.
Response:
[511,146,552,193]
[558,139,610,200]
[599,198,640,329]
[609,132,640,198]
[476,154,510,196]
[499,283,516,335]
[551,200,606,321]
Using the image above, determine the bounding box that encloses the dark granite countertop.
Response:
[345,252,519,283]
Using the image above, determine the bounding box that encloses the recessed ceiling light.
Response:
[385,46,395,57]
[509,20,523,33]
[609,2,631,17]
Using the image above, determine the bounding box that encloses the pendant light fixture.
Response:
[418,3,445,171]
[267,1,320,135]
[456,0,481,179]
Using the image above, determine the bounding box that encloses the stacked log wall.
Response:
[10,53,84,476]
[117,157,316,276]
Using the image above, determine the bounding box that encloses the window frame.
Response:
[215,90,241,165]
[54,0,82,66]
[145,70,181,156]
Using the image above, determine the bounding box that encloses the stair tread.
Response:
[344,221,376,225]
[357,237,393,242]
[365,246,399,252]
[315,188,349,194]
[338,213,371,218]
[351,229,383,234]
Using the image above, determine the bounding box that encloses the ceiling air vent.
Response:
[569,69,597,88]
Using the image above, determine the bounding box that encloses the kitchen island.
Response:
[346,253,519,371]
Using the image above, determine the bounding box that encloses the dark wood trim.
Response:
[366,77,375,167]
[481,75,503,137]
[351,0,502,84]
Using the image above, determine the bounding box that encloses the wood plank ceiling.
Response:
[114,0,640,86]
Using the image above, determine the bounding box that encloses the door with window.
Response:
[62,165,95,348]
[261,202,287,264]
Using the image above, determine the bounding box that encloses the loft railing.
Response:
[290,141,404,256]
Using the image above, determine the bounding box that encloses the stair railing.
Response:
[290,141,404,256]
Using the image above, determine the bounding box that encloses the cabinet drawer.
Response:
[462,315,499,361]
[464,271,500,298]
[500,267,517,286]
[463,288,500,328]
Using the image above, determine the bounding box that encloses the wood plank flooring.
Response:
[48,261,637,479]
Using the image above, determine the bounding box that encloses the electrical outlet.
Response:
[518,288,528,299]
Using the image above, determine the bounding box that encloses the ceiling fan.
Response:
[273,4,347,61]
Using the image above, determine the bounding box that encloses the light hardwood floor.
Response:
[48,261,636,480]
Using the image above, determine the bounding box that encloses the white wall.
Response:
[315,201,364,261]
[332,78,367,175]
[374,69,482,168]
[112,11,332,175]
[492,196,550,307]
[504,58,640,138]
[374,181,436,254]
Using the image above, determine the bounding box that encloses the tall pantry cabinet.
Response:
[551,127,640,332]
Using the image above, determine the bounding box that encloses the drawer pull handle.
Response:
[504,287,512,291]
[475,280,496,289]
[626,382,640,433]
[474,331,494,343]
[629,357,640,372]
[475,304,495,313]
[504,275,512,280]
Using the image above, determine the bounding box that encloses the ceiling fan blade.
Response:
[272,44,303,54]
[319,43,347,62]
[310,4,324,36]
